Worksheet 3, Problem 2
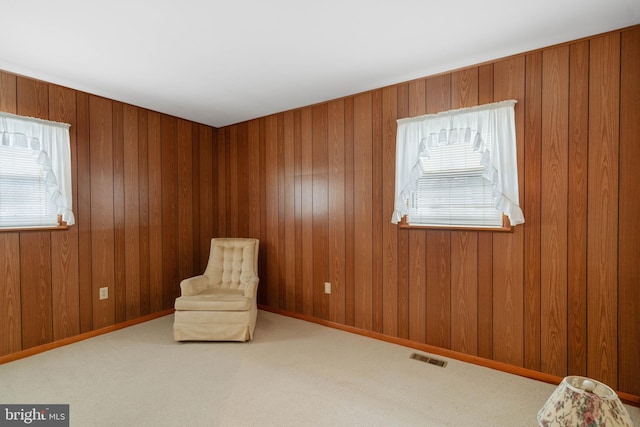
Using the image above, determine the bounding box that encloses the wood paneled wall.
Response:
[214,26,640,396]
[0,72,215,354]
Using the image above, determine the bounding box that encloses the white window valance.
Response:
[392,100,524,226]
[0,111,75,226]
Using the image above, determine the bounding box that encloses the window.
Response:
[0,112,74,230]
[392,100,524,230]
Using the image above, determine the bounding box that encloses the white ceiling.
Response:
[2,1,639,128]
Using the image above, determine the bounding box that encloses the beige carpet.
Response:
[1,310,638,426]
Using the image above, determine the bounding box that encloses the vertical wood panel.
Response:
[541,46,569,377]
[227,126,239,236]
[523,52,542,371]
[138,109,151,316]
[16,77,54,349]
[312,106,328,319]
[587,34,620,387]
[381,86,398,337]
[327,100,346,323]
[161,115,179,309]
[216,129,227,236]
[293,110,304,313]
[89,95,115,328]
[407,79,426,343]
[113,102,126,323]
[492,57,525,366]
[300,108,314,316]
[124,104,141,320]
[0,71,17,112]
[450,68,479,356]
[236,124,250,238]
[283,111,297,312]
[0,76,19,356]
[75,92,93,332]
[353,93,373,331]
[371,89,384,334]
[20,233,53,349]
[198,125,213,269]
[49,84,80,340]
[567,40,589,377]
[618,27,640,395]
[396,83,410,339]
[265,115,280,307]
[247,121,261,239]
[178,119,194,282]
[147,111,163,313]
[425,75,451,349]
[343,99,355,327]
[477,64,494,359]
[0,234,21,355]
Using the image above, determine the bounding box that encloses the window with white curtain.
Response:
[392,100,524,229]
[0,112,74,229]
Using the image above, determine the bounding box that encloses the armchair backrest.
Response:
[204,238,259,290]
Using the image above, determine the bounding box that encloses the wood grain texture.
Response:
[311,105,328,319]
[147,111,163,314]
[618,27,640,396]
[353,93,373,331]
[381,86,398,337]
[587,33,620,388]
[327,100,346,324]
[396,83,410,340]
[178,119,194,285]
[425,75,451,350]
[371,90,383,334]
[198,125,213,270]
[75,92,93,333]
[124,104,141,320]
[161,115,179,309]
[265,115,280,308]
[523,52,542,371]
[0,234,22,355]
[541,46,569,377]
[477,64,494,361]
[19,232,53,349]
[566,40,589,378]
[49,84,80,340]
[113,102,126,323]
[492,57,525,367]
[89,95,115,329]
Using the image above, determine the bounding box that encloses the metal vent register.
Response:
[410,352,447,367]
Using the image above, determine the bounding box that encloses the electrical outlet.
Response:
[99,287,108,300]
[324,282,331,294]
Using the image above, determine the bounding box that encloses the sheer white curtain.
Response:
[0,111,75,225]
[392,100,524,226]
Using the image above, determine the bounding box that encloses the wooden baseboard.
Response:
[258,305,640,408]
[0,309,175,366]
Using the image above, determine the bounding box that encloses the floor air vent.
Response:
[410,352,447,367]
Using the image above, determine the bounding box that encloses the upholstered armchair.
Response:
[173,238,260,341]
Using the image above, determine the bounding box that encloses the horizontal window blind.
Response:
[0,144,58,227]
[407,142,503,227]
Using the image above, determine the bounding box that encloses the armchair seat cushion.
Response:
[175,289,251,311]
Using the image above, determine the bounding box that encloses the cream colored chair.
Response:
[173,238,259,341]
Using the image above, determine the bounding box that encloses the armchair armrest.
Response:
[243,276,260,299]
[180,275,210,296]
